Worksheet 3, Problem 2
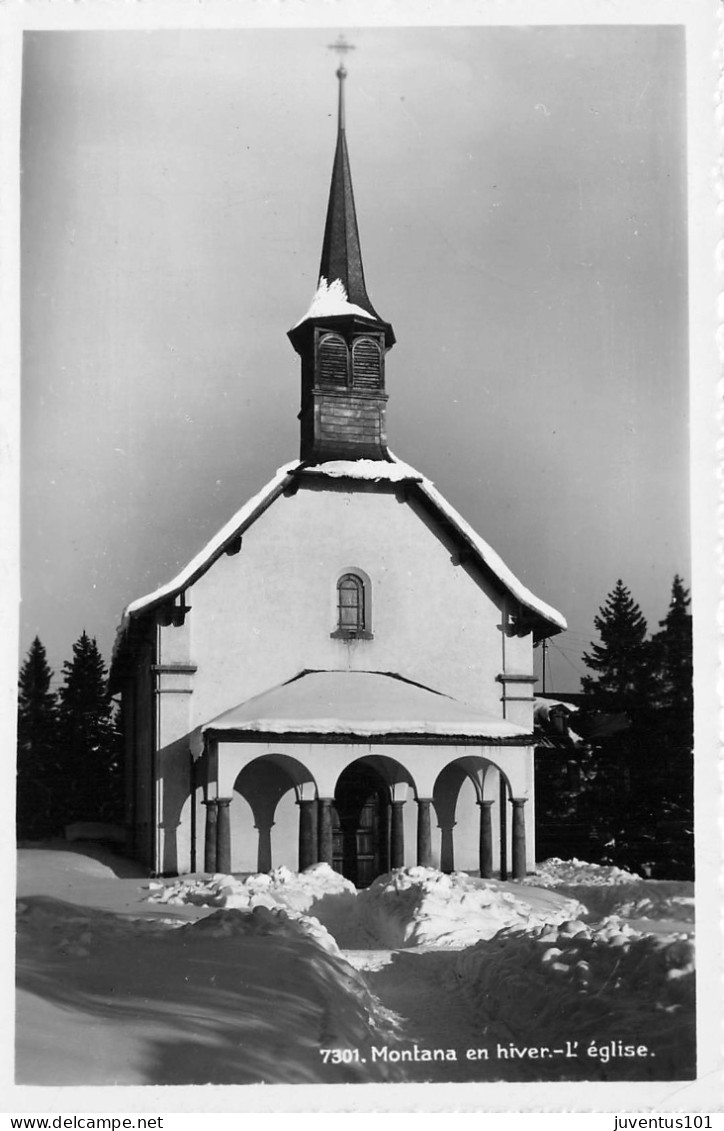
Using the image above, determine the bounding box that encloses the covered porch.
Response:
[187,670,537,883]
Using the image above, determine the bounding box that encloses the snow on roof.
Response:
[534,696,580,718]
[199,670,531,741]
[115,451,565,641]
[413,474,567,631]
[297,457,422,483]
[116,460,298,632]
[293,276,377,327]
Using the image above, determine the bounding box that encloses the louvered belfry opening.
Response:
[318,333,348,386]
[352,337,382,389]
[293,320,389,462]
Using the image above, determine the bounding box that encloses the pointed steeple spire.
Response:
[288,44,395,464]
[317,60,381,321]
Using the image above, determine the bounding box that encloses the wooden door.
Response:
[332,779,389,887]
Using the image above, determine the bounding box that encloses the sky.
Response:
[19,24,691,693]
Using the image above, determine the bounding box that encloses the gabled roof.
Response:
[196,669,532,744]
[112,452,566,658]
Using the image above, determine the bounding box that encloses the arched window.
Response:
[337,573,364,632]
[318,333,348,386]
[333,570,372,638]
[352,337,382,389]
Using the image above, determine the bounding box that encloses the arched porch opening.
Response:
[331,755,416,888]
[433,756,517,879]
[232,754,317,874]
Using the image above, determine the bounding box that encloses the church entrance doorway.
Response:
[332,762,390,888]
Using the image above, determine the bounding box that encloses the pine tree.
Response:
[58,631,122,825]
[651,575,693,755]
[17,637,59,838]
[574,581,655,870]
[576,578,694,879]
[581,580,652,716]
[647,576,694,873]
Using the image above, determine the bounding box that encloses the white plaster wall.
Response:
[502,692,536,730]
[402,797,418,869]
[157,691,193,752]
[159,620,192,666]
[168,481,533,737]
[502,624,535,676]
[451,775,480,871]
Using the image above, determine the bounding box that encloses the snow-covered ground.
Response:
[15,844,696,1086]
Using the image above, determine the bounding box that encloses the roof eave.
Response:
[203,727,535,747]
[288,312,396,353]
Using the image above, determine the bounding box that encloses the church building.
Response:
[110,59,567,883]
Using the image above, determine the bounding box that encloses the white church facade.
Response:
[110,60,566,883]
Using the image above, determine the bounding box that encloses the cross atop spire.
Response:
[328,34,355,128]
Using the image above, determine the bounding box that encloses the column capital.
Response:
[477,799,494,809]
[216,797,233,808]
[511,796,528,807]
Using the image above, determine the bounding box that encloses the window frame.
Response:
[331,569,373,640]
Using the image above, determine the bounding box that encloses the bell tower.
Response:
[288,43,395,463]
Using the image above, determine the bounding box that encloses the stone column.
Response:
[298,799,318,872]
[478,799,494,879]
[499,776,508,881]
[203,799,218,874]
[511,797,527,880]
[216,797,232,874]
[390,800,405,869]
[416,798,433,867]
[318,798,334,866]
[256,821,273,874]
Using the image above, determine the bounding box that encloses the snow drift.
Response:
[148,864,588,951]
[355,867,586,949]
[16,892,400,1085]
[146,862,359,941]
[522,857,641,887]
[17,847,697,1086]
[454,917,695,1080]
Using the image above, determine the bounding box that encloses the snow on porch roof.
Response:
[115,452,566,640]
[198,670,532,742]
